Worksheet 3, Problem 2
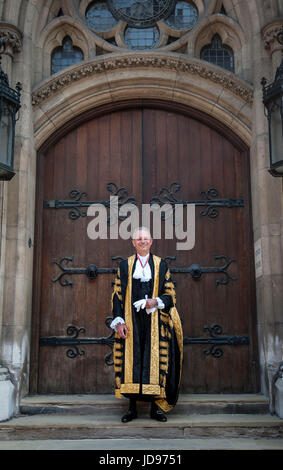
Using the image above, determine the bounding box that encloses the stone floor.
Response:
[0,394,282,451]
[0,437,283,450]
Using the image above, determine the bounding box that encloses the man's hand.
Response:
[116,323,129,339]
[145,298,158,309]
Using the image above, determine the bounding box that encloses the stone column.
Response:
[0,23,23,418]
[256,19,283,417]
[0,23,23,287]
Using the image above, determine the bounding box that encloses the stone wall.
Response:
[0,0,282,416]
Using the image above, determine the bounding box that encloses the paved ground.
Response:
[0,437,283,450]
[1,395,282,452]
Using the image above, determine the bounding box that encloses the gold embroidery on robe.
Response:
[113,330,123,396]
[111,268,123,310]
[142,384,160,395]
[120,383,140,394]
[113,256,182,412]
[155,306,183,412]
[124,255,135,386]
[150,255,161,388]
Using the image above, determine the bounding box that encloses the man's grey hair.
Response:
[131,226,152,240]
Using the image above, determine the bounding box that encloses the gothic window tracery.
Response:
[125,26,160,50]
[45,1,241,77]
[86,2,117,31]
[85,0,199,50]
[51,36,84,75]
[165,1,198,30]
[200,34,234,72]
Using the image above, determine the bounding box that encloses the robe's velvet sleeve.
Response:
[154,261,183,412]
[158,261,176,313]
[111,267,124,320]
[112,293,123,319]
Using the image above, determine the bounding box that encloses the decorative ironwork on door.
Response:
[41,181,247,367]
[40,319,115,365]
[150,182,244,219]
[51,254,237,287]
[39,321,249,363]
[44,181,244,220]
[44,183,136,221]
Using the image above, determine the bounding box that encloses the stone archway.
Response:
[30,69,259,394]
[32,51,253,151]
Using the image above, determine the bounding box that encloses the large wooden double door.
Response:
[31,101,259,394]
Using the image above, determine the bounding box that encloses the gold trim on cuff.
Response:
[120,383,140,394]
[142,384,160,395]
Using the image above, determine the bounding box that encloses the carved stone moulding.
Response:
[0,22,23,57]
[31,52,254,107]
[262,18,283,53]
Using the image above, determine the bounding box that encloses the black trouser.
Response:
[128,279,156,408]
[128,397,157,412]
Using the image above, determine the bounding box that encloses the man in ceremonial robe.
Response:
[110,227,183,422]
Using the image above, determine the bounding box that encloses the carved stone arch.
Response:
[220,0,238,20]
[206,0,238,21]
[206,0,223,16]
[39,16,96,79]
[32,1,81,53]
[208,0,238,19]
[31,51,253,150]
[190,14,247,76]
[205,0,261,36]
[46,0,76,23]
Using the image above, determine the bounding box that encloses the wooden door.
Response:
[31,102,258,394]
[142,108,258,393]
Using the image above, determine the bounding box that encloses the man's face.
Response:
[132,229,153,256]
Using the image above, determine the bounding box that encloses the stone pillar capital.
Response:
[262,18,283,54]
[0,22,23,59]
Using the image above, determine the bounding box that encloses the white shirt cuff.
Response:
[112,298,165,326]
[146,297,165,314]
[156,297,165,309]
[110,317,125,331]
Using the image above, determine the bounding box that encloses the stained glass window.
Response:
[200,34,234,72]
[86,2,117,31]
[51,36,84,75]
[108,0,175,27]
[83,1,201,51]
[166,1,198,30]
[124,26,159,50]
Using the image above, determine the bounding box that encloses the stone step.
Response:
[0,413,282,441]
[19,394,270,416]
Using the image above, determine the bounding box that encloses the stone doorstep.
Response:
[19,394,270,416]
[0,414,282,441]
[1,394,279,442]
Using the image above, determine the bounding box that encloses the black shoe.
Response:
[150,406,167,422]
[121,409,137,423]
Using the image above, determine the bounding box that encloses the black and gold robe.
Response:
[111,253,183,412]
